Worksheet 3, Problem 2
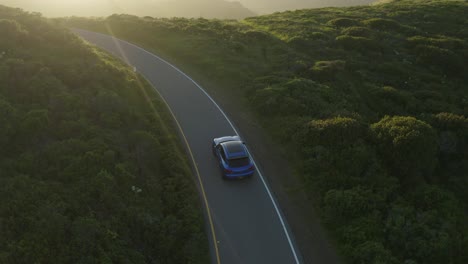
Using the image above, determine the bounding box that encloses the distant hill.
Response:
[0,0,256,19]
[239,0,377,13]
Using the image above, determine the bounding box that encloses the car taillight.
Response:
[224,168,233,173]
[248,165,255,170]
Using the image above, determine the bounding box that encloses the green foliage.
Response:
[0,5,208,263]
[250,78,347,118]
[0,19,28,48]
[60,0,468,263]
[310,60,346,81]
[362,18,401,31]
[342,26,373,37]
[323,187,375,223]
[371,116,438,183]
[366,86,411,116]
[335,35,380,52]
[385,185,465,264]
[302,117,365,147]
[328,18,360,28]
[414,44,464,75]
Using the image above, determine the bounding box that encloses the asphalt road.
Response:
[72,29,302,264]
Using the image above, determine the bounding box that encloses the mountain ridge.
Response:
[0,0,256,19]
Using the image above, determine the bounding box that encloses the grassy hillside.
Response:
[0,5,209,263]
[62,0,468,263]
[240,0,377,14]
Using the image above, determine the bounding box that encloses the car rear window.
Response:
[228,157,250,168]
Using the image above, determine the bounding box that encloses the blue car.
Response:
[212,136,255,179]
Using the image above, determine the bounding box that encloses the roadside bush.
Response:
[0,97,17,148]
[328,18,360,28]
[251,78,345,117]
[362,18,401,31]
[0,19,29,48]
[242,30,271,42]
[302,117,365,147]
[351,241,398,264]
[335,35,380,52]
[287,36,313,50]
[414,45,464,75]
[431,112,468,131]
[367,86,410,115]
[385,186,464,264]
[342,26,373,38]
[251,86,305,116]
[430,112,468,160]
[309,32,327,40]
[323,187,376,225]
[407,36,466,50]
[310,60,346,81]
[371,116,438,183]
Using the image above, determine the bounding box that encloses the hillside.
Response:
[63,0,468,263]
[239,0,377,14]
[0,0,256,19]
[0,5,208,263]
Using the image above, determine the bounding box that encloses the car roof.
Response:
[222,141,248,160]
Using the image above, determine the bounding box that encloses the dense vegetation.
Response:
[0,5,209,263]
[62,0,468,263]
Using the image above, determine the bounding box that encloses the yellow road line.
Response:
[144,80,221,264]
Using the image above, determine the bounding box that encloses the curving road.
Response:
[72,29,302,264]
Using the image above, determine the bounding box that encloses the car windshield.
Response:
[228,157,250,168]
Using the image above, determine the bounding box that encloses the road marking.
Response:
[74,29,301,264]
[120,43,302,264]
[140,73,222,264]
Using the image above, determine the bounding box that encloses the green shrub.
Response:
[309,31,327,40]
[310,60,346,81]
[302,117,365,147]
[371,116,438,183]
[335,35,380,51]
[367,86,410,115]
[287,36,313,50]
[351,241,398,264]
[251,78,345,117]
[431,112,468,131]
[414,45,464,75]
[385,186,464,264]
[328,18,360,28]
[0,97,17,148]
[362,18,401,31]
[430,113,468,155]
[0,19,29,47]
[342,26,373,38]
[407,36,466,50]
[242,30,271,42]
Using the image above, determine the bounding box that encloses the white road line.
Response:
[75,29,301,264]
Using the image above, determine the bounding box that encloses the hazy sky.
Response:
[0,0,377,17]
[239,0,376,13]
